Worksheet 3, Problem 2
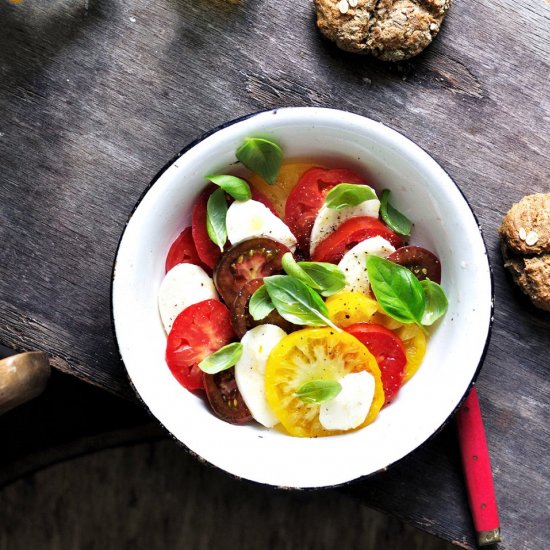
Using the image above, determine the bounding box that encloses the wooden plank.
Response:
[0,0,549,547]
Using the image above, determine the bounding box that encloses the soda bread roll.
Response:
[499,193,550,311]
[313,0,452,61]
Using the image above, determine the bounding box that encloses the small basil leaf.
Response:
[366,255,425,325]
[281,253,345,297]
[198,342,243,374]
[235,137,283,185]
[249,284,275,321]
[281,253,320,289]
[325,183,378,210]
[380,189,412,236]
[263,275,341,331]
[420,279,448,326]
[298,262,346,297]
[205,175,251,201]
[206,188,227,252]
[295,380,342,404]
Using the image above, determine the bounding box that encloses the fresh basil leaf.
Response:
[420,279,448,326]
[366,255,425,325]
[198,342,243,374]
[249,284,275,321]
[380,189,412,236]
[325,183,378,210]
[205,175,251,202]
[235,137,283,185]
[298,262,346,297]
[281,253,320,288]
[295,380,342,404]
[263,275,340,331]
[281,253,345,297]
[206,188,227,252]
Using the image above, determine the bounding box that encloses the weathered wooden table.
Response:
[1,0,548,548]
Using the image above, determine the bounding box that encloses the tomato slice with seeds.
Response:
[231,278,295,338]
[345,323,407,405]
[204,367,253,424]
[285,167,368,253]
[165,226,207,273]
[388,246,441,284]
[213,237,289,306]
[265,328,384,437]
[192,187,224,269]
[165,299,235,391]
[311,217,404,264]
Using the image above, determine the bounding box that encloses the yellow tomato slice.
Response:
[396,324,426,382]
[326,292,378,328]
[265,328,384,437]
[248,162,318,217]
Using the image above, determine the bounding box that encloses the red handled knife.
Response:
[456,386,502,546]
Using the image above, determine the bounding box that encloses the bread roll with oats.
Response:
[499,193,550,311]
[313,0,452,61]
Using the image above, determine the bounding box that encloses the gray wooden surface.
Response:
[0,0,549,548]
[0,439,457,550]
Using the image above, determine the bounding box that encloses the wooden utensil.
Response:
[0,345,50,415]
[456,387,502,546]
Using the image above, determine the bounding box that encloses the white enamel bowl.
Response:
[112,107,492,488]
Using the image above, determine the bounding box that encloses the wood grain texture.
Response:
[0,0,549,548]
[0,439,458,550]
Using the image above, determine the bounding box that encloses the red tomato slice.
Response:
[192,187,223,269]
[346,323,407,405]
[165,299,235,391]
[311,216,404,264]
[251,187,278,217]
[165,226,206,273]
[285,167,368,252]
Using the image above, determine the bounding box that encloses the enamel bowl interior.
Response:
[112,107,492,488]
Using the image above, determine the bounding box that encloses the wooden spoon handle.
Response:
[456,387,501,546]
[0,350,51,415]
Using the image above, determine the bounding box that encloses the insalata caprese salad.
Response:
[158,137,448,437]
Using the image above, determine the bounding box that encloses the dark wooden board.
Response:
[0,0,549,548]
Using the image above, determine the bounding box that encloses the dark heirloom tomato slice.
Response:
[285,167,368,253]
[213,237,290,306]
[388,246,442,284]
[165,300,235,391]
[165,226,207,273]
[345,323,407,405]
[311,216,404,264]
[204,367,253,424]
[192,187,224,269]
[231,278,296,338]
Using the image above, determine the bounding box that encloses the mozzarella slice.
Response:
[158,263,218,332]
[309,199,380,254]
[226,199,297,250]
[319,371,375,431]
[235,324,287,428]
[337,236,395,295]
